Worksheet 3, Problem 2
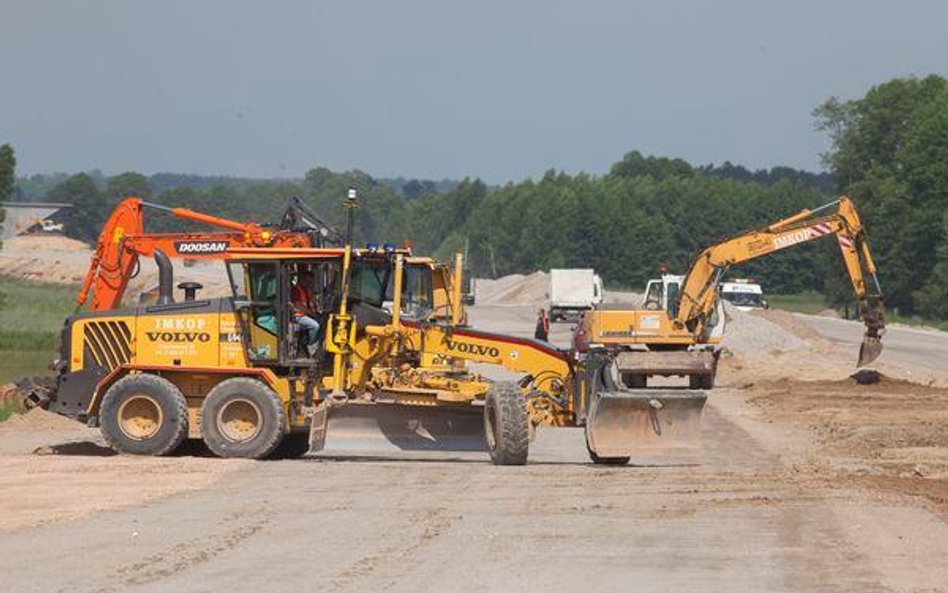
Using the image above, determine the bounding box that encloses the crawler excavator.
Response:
[577,196,886,395]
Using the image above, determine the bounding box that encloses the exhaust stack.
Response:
[154,248,174,305]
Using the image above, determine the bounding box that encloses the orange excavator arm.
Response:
[76,197,313,312]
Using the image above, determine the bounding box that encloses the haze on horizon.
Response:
[1,0,947,184]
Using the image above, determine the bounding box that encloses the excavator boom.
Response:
[675,196,884,366]
[77,197,319,312]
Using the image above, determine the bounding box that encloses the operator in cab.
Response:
[291,267,321,355]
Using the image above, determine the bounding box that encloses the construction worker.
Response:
[534,308,550,341]
[291,267,320,355]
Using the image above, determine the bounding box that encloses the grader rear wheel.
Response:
[484,383,529,466]
[99,374,188,456]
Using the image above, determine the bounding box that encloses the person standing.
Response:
[534,308,550,341]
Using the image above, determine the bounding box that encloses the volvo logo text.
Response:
[446,339,500,357]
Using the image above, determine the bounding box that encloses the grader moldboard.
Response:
[22,195,706,465]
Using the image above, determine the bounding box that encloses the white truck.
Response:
[719,278,768,311]
[548,268,603,322]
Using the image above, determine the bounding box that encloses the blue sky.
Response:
[1,1,946,182]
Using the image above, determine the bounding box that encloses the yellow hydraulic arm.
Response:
[675,196,885,365]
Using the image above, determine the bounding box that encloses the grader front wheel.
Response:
[484,384,529,466]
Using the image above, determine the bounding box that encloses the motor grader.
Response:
[26,196,699,465]
[577,196,886,389]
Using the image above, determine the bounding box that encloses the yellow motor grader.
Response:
[26,196,697,465]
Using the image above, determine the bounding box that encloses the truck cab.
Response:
[549,268,603,322]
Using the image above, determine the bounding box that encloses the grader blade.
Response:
[312,403,486,454]
[585,390,707,464]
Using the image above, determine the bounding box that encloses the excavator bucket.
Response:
[858,298,885,367]
[310,403,486,455]
[857,335,883,367]
[585,390,707,464]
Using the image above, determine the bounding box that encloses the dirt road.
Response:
[1,303,947,592]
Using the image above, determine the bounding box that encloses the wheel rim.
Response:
[484,401,498,451]
[118,395,163,441]
[217,398,263,443]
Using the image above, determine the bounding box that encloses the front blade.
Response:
[585,390,707,464]
[857,335,883,367]
[316,403,487,454]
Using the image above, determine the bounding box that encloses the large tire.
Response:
[484,383,529,465]
[201,377,286,459]
[100,373,188,456]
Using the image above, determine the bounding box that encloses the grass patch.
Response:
[884,312,948,332]
[0,278,77,385]
[0,400,22,422]
[766,290,948,331]
[765,291,829,315]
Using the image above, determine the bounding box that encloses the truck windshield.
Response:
[721,292,763,307]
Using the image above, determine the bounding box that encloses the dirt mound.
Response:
[747,378,948,481]
[0,407,84,432]
[3,235,89,252]
[603,290,642,306]
[749,308,827,343]
[474,271,549,305]
[716,303,856,385]
[1,235,231,298]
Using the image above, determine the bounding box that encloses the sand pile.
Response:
[0,407,82,432]
[1,234,231,299]
[603,290,643,306]
[3,235,89,252]
[720,302,807,358]
[716,303,857,385]
[474,271,549,305]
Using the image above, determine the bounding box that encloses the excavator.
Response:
[577,196,885,397]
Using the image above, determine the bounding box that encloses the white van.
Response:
[719,279,767,311]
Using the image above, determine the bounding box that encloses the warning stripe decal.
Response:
[808,222,834,238]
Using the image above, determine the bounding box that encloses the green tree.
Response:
[814,75,948,316]
[48,173,107,243]
[0,144,16,247]
[107,171,151,203]
[0,144,14,201]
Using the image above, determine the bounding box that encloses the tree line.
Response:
[5,74,947,319]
